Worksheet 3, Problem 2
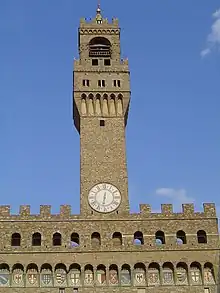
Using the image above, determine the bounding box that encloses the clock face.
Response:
[88,183,121,213]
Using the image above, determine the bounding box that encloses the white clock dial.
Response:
[88,183,121,213]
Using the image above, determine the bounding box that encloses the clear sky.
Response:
[0,0,220,216]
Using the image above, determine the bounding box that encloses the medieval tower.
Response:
[0,5,219,293]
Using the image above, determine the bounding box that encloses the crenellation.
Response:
[60,205,71,218]
[161,204,173,215]
[19,205,30,217]
[182,203,194,215]
[40,205,51,218]
[203,203,216,217]
[140,204,151,214]
[0,205,10,217]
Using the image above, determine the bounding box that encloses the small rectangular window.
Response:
[113,80,117,87]
[92,59,98,66]
[102,80,105,87]
[104,59,111,66]
[100,120,105,126]
[59,288,65,293]
[117,80,121,87]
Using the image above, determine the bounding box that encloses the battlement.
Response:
[0,203,216,220]
[139,203,216,218]
[80,17,119,28]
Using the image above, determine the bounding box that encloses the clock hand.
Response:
[103,192,106,204]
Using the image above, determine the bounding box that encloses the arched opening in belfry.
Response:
[89,37,111,57]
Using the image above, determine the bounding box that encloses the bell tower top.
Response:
[73,6,131,216]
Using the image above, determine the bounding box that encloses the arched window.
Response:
[53,232,61,246]
[155,231,165,245]
[71,233,79,247]
[11,233,21,246]
[112,232,122,246]
[197,230,207,243]
[133,231,144,245]
[91,232,101,247]
[32,232,41,246]
[176,230,186,244]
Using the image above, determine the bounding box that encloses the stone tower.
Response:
[0,4,219,293]
[73,5,130,216]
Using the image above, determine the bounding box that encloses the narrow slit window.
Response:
[113,80,117,87]
[102,80,105,87]
[117,80,121,87]
[83,79,90,87]
[98,80,101,87]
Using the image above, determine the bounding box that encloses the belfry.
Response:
[0,5,219,293]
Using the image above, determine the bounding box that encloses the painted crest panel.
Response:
[176,267,188,285]
[0,269,9,287]
[148,268,160,286]
[162,268,174,285]
[96,269,106,285]
[12,269,24,287]
[41,269,53,287]
[204,269,215,284]
[109,270,119,285]
[84,270,94,286]
[54,269,67,287]
[190,268,201,284]
[26,269,38,287]
[69,270,81,286]
[133,269,145,286]
[121,269,131,286]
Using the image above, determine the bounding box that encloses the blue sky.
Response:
[0,0,220,216]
